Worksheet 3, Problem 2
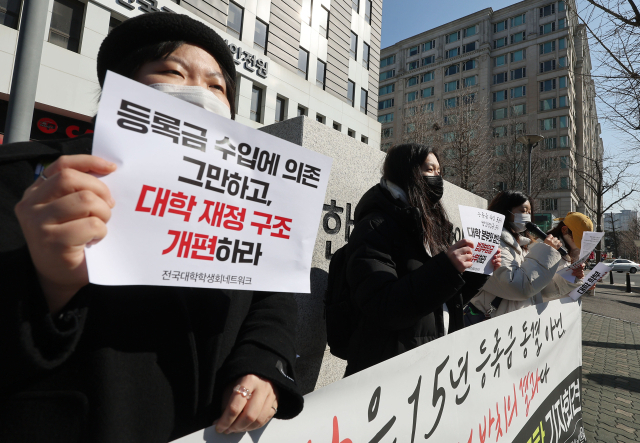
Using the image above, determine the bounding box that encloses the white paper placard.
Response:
[459,205,505,274]
[568,262,611,300]
[85,72,332,292]
[572,231,604,269]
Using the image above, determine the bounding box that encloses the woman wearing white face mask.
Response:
[0,13,302,442]
[465,191,583,322]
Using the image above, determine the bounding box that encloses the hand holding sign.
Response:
[458,205,505,274]
[446,239,475,273]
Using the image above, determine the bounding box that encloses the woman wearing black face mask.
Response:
[342,143,501,375]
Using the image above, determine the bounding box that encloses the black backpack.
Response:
[324,243,358,360]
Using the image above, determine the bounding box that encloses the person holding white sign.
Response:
[343,144,501,375]
[467,191,583,320]
[547,212,594,268]
[0,13,302,442]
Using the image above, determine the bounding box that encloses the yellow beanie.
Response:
[560,212,593,249]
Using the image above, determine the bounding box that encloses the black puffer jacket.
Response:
[344,184,489,375]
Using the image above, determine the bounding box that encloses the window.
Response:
[254,19,268,53]
[540,59,556,72]
[540,41,556,54]
[493,72,507,84]
[422,55,435,66]
[445,64,459,76]
[348,129,356,138]
[407,60,419,70]
[352,0,359,12]
[380,84,395,95]
[423,102,435,112]
[463,60,477,71]
[381,128,393,138]
[513,122,526,135]
[444,80,459,92]
[494,126,507,137]
[297,106,308,116]
[49,0,84,52]
[511,32,525,44]
[559,37,567,50]
[494,37,507,49]
[319,6,330,38]
[560,156,569,169]
[227,2,244,39]
[379,98,394,109]
[495,55,506,66]
[446,31,460,43]
[511,67,526,80]
[464,93,476,104]
[463,42,476,53]
[511,49,525,62]
[446,48,460,58]
[275,97,286,122]
[350,32,358,59]
[365,0,372,24]
[444,115,458,126]
[494,20,508,32]
[541,117,556,130]
[559,135,569,148]
[512,104,526,116]
[545,137,557,149]
[316,113,325,123]
[559,76,567,88]
[250,86,263,122]
[443,132,455,142]
[406,91,418,102]
[558,18,566,29]
[558,1,565,12]
[540,78,556,91]
[493,90,507,102]
[493,108,508,120]
[0,0,21,29]
[422,40,436,51]
[540,4,555,17]
[511,85,526,98]
[540,22,556,35]
[445,97,458,108]
[560,177,570,189]
[406,77,418,87]
[559,56,567,67]
[421,71,434,82]
[360,88,368,114]
[464,25,477,37]
[559,115,568,128]
[363,42,370,69]
[408,45,420,57]
[511,13,526,27]
[464,76,477,87]
[298,47,309,79]
[347,80,355,107]
[380,70,395,81]
[333,121,341,131]
[540,98,556,111]
[559,95,568,107]
[361,136,369,144]
[406,123,416,134]
[540,199,558,211]
[315,59,326,89]
[380,55,395,68]
[378,113,394,123]
[108,17,122,34]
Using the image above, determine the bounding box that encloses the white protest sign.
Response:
[459,205,505,274]
[86,72,332,292]
[174,298,584,443]
[572,231,604,269]
[568,262,611,300]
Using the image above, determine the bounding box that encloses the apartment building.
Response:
[605,210,638,232]
[377,0,602,222]
[0,0,382,146]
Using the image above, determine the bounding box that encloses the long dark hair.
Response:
[382,143,451,254]
[488,190,534,242]
[108,41,237,120]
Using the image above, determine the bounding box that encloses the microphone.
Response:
[525,222,568,256]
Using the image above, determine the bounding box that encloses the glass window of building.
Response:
[316,59,326,89]
[559,95,568,107]
[511,13,525,27]
[539,41,556,54]
[511,49,525,62]
[463,59,477,71]
[494,37,507,49]
[379,69,395,81]
[422,40,436,51]
[495,55,506,66]
[333,121,341,131]
[540,59,556,73]
[318,6,329,38]
[544,137,557,149]
[406,123,416,134]
[108,16,123,34]
[559,75,567,88]
[445,47,460,58]
[363,42,370,69]
[443,132,455,142]
[560,156,569,169]
[380,83,395,94]
[446,30,460,43]
[494,126,507,137]
[510,31,525,44]
[347,80,355,106]
[254,19,268,53]
[540,79,556,91]
[365,0,372,24]
[540,117,556,130]
[378,98,394,109]
[558,56,567,67]
[560,177,569,189]
[381,128,393,138]
[559,37,567,50]
[406,91,418,102]
[559,136,568,148]
[298,47,309,79]
[540,22,555,35]
[348,129,356,138]
[406,77,418,87]
[378,113,394,123]
[539,4,555,17]
[422,55,435,66]
[422,87,434,98]
[49,0,84,52]
[494,20,508,33]
[352,0,359,12]
[423,102,435,112]
[558,18,566,29]
[298,106,308,116]
[408,45,420,57]
[512,104,526,116]
[559,115,568,128]
[421,71,434,82]
[361,135,368,144]
[493,72,507,84]
[381,55,395,67]
[511,85,526,98]
[444,64,459,76]
[492,108,507,120]
[463,42,476,53]
[464,25,477,37]
[275,97,286,122]
[316,113,325,123]
[510,67,526,80]
[444,80,459,92]
[350,32,358,59]
[407,60,419,70]
[227,2,243,39]
[464,76,476,87]
[250,86,263,122]
[493,90,507,102]
[445,97,458,108]
[0,0,21,29]
[559,1,566,12]
[360,88,368,114]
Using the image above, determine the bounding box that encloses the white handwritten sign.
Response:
[459,205,505,274]
[568,262,610,300]
[86,72,332,292]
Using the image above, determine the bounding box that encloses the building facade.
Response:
[0,0,382,146]
[376,0,602,222]
[604,210,638,232]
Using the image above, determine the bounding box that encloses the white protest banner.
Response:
[459,205,505,274]
[571,231,605,269]
[86,72,332,292]
[174,297,584,443]
[569,262,611,300]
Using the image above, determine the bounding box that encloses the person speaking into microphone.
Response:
[465,191,584,321]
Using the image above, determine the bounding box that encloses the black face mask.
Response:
[423,175,444,204]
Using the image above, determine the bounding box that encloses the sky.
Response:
[379,0,634,211]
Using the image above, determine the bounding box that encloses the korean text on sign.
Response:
[459,205,506,275]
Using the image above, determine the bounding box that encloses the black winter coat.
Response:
[0,135,303,443]
[344,184,489,375]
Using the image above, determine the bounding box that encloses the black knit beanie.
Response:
[97,13,236,87]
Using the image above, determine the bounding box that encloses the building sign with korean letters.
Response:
[86,72,331,291]
[174,297,585,443]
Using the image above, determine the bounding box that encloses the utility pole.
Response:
[516,134,544,196]
[3,0,49,144]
